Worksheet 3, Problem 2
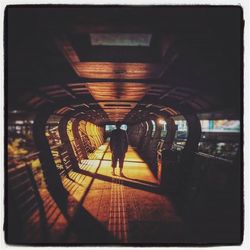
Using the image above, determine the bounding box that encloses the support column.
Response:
[178,113,201,202]
[159,117,177,190]
[33,108,68,202]
[141,120,153,152]
[164,118,177,150]
[153,121,162,139]
[137,122,147,148]
[183,114,201,154]
[149,120,162,176]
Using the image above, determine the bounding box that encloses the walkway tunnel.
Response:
[6,6,243,246]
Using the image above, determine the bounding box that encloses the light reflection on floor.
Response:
[67,144,183,243]
[27,143,184,243]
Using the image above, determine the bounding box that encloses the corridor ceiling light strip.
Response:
[90,33,152,47]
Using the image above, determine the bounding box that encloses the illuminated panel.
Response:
[200,120,240,133]
[99,102,137,109]
[90,33,152,47]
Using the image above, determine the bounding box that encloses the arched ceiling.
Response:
[7,6,242,125]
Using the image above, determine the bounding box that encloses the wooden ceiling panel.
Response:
[74,62,162,79]
[57,38,165,80]
[87,82,149,102]
[97,101,138,121]
[87,83,147,121]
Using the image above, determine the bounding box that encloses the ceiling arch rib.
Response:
[86,82,150,122]
[20,80,216,125]
[8,8,241,125]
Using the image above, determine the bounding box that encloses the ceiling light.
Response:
[90,33,152,47]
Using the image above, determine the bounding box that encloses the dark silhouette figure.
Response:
[110,122,128,176]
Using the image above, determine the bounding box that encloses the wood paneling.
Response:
[74,62,162,79]
[87,82,149,101]
[86,82,149,121]
[57,39,164,79]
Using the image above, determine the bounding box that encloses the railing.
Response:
[50,143,72,175]
[8,151,41,174]
[195,151,233,164]
[7,149,47,242]
[8,135,104,176]
[7,131,105,242]
[172,142,234,164]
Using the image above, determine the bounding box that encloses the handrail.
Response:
[8,134,104,169]
[195,151,233,164]
[8,142,66,163]
[8,162,29,173]
[50,143,64,150]
[9,151,40,162]
[169,144,233,164]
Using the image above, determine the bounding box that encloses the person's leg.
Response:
[118,154,125,176]
[111,153,118,175]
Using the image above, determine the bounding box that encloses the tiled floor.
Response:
[30,143,186,244]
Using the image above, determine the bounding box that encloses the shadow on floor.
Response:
[46,181,117,244]
[74,169,161,194]
[102,159,145,164]
[61,205,118,244]
[121,173,159,186]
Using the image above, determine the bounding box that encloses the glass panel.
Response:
[172,116,188,150]
[198,119,240,160]
[105,125,116,131]
[158,119,167,138]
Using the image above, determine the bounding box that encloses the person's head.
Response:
[115,121,122,129]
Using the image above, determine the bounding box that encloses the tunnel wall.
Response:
[128,116,241,242]
[128,119,164,177]
[127,115,201,184]
[78,121,104,159]
[6,112,105,243]
[7,109,67,243]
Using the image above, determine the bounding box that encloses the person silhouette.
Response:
[109,122,128,176]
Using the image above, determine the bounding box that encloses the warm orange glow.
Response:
[87,82,149,121]
[63,144,180,243]
[67,119,78,158]
[12,141,182,243]
[158,118,166,125]
[57,38,164,80]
